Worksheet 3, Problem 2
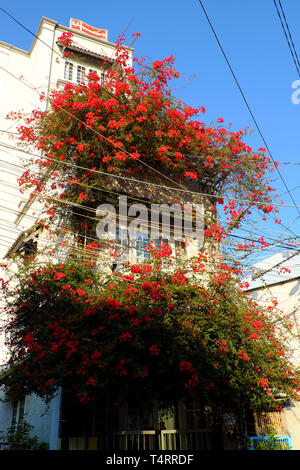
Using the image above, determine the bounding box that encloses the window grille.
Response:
[77,65,86,83]
[64,61,73,81]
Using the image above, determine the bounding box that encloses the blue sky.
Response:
[1,0,300,266]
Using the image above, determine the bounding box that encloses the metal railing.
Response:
[160,429,216,450]
[112,430,157,450]
[248,435,292,450]
[63,428,218,450]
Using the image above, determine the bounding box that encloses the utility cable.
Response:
[197,0,300,217]
[273,0,300,78]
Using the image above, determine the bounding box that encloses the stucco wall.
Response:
[0,388,61,450]
[248,278,300,450]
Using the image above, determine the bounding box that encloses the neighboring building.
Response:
[245,251,300,450]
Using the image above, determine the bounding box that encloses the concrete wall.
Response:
[0,388,61,450]
[248,278,300,450]
[0,16,122,448]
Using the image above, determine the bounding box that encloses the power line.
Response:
[1,199,299,260]
[1,169,300,254]
[1,9,299,260]
[224,180,299,241]
[0,18,283,210]
[0,13,188,194]
[197,0,300,218]
[3,129,300,165]
[273,0,300,78]
[4,145,298,252]
[1,154,299,253]
[0,140,297,210]
[2,157,297,254]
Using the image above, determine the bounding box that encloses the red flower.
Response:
[258,378,269,388]
[141,281,152,291]
[76,144,85,152]
[77,192,88,201]
[24,333,34,345]
[53,272,66,280]
[262,205,273,214]
[179,361,195,373]
[237,351,248,361]
[54,141,64,149]
[86,377,97,387]
[119,331,133,342]
[87,72,100,81]
[76,288,86,296]
[184,171,198,180]
[149,344,160,356]
[157,146,168,155]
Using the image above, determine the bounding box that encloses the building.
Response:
[0,15,132,262]
[245,251,300,450]
[0,16,222,451]
[0,16,135,451]
[0,16,275,451]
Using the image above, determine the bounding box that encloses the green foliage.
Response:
[2,254,299,411]
[0,419,49,450]
[248,430,291,450]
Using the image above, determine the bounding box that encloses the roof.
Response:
[244,250,300,291]
[4,222,44,259]
[0,16,133,57]
[57,41,114,65]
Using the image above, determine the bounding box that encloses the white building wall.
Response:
[0,16,132,259]
[248,277,300,450]
[0,16,126,449]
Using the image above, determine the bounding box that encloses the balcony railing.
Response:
[112,430,157,450]
[248,435,292,450]
[61,428,218,450]
[160,429,216,450]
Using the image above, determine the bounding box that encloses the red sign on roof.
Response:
[70,19,108,41]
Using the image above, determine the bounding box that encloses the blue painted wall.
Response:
[0,387,61,450]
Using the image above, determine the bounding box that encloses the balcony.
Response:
[60,428,219,450]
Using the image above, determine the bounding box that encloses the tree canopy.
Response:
[1,33,299,412]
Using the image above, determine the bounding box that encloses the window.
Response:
[115,227,129,269]
[64,63,104,85]
[64,61,73,81]
[99,72,105,84]
[114,228,162,270]
[88,68,97,76]
[88,69,105,84]
[136,232,150,263]
[77,65,86,84]
[11,399,25,429]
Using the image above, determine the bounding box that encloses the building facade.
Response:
[245,251,300,450]
[0,16,134,450]
[0,16,254,451]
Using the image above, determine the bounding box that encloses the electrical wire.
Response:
[2,151,296,249]
[1,7,299,265]
[0,141,298,210]
[197,0,300,218]
[273,0,300,78]
[1,174,299,255]
[1,199,299,264]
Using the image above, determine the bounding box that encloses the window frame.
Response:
[64,61,73,81]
